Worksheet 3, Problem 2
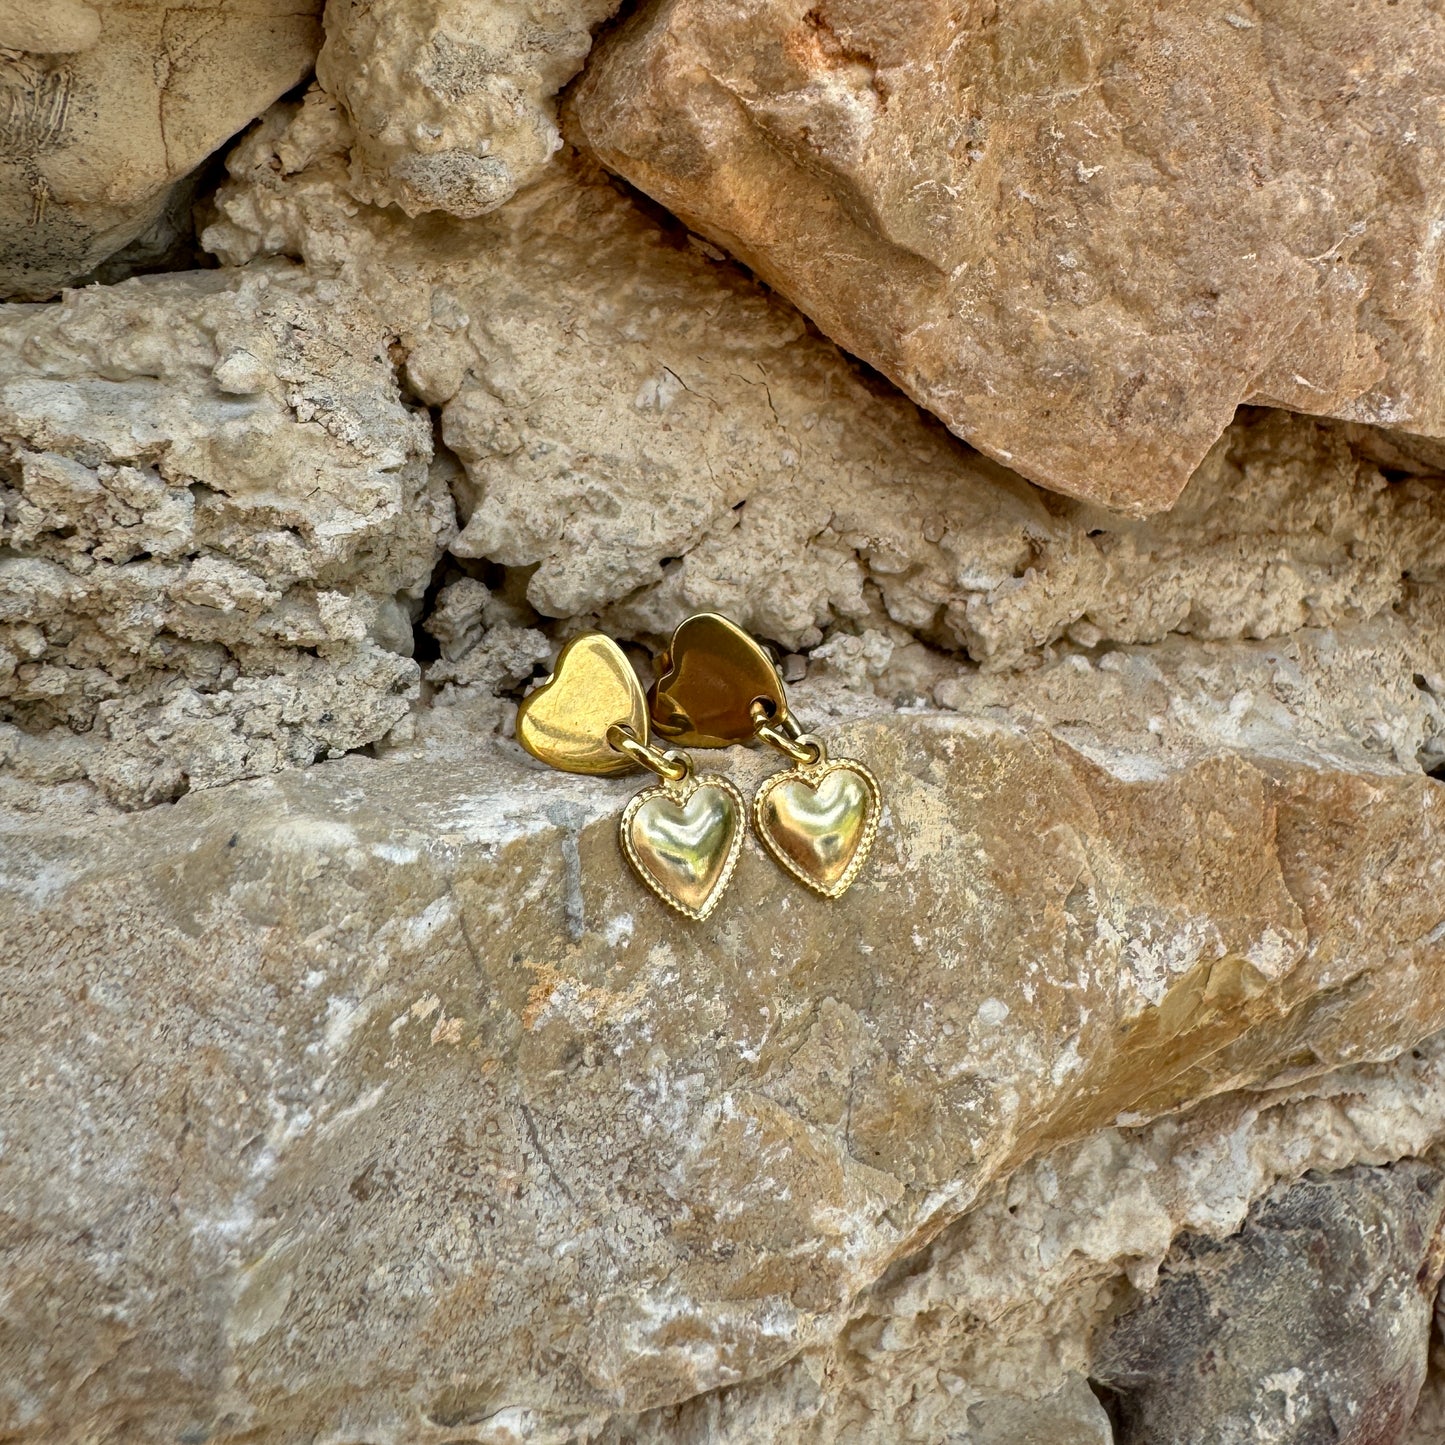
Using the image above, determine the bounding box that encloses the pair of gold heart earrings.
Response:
[516,613,880,920]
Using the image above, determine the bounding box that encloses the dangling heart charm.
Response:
[621,776,746,920]
[754,759,880,898]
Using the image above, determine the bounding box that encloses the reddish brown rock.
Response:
[573,0,1445,512]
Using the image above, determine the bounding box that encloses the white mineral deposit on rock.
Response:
[1,1,1444,1440]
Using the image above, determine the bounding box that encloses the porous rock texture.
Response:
[317,0,623,217]
[5,77,1431,803]
[4,5,1445,1440]
[573,0,1445,512]
[204,92,1445,672]
[0,267,452,806]
[0,0,323,299]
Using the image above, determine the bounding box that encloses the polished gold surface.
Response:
[651,612,790,747]
[755,717,823,766]
[516,633,649,777]
[754,759,880,898]
[622,776,745,920]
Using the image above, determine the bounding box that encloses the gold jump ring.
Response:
[754,718,824,766]
[607,724,692,782]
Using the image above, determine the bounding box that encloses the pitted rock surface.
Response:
[317,0,623,218]
[0,268,450,805]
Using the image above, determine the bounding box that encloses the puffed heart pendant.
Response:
[517,632,746,919]
[621,773,746,921]
[649,612,882,899]
[753,752,880,899]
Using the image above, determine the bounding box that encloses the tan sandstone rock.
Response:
[0,0,322,300]
[4,46,1445,1440]
[316,0,623,218]
[1,713,1443,1439]
[604,1039,1445,1442]
[572,0,1445,512]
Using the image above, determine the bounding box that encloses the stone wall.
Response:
[2,2,1444,1441]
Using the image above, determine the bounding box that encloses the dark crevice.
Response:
[406,399,548,699]
[70,148,230,292]
[59,70,317,297]
[1088,1378,1128,1436]
[410,557,453,667]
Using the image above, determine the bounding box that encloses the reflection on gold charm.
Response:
[517,631,742,919]
[651,611,790,748]
[650,614,883,899]
[622,775,745,920]
[516,633,649,777]
[754,755,879,898]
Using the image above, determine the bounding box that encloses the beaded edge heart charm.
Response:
[753,758,880,899]
[621,774,746,920]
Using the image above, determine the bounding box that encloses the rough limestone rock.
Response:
[1095,1162,1445,1444]
[1403,1320,1445,1445]
[0,0,323,300]
[2,719,1443,1440]
[316,0,623,217]
[941,598,1445,785]
[0,268,451,806]
[204,99,1445,693]
[573,0,1445,512]
[4,16,1445,1439]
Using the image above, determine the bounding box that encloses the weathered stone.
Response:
[1095,1162,1445,1444]
[938,597,1445,785]
[4,20,1445,1437]
[6,86,1435,814]
[0,268,451,806]
[0,0,322,300]
[1402,1325,1445,1445]
[604,1040,1445,1443]
[316,0,622,218]
[573,0,1445,512]
[2,724,1442,1440]
[0,0,101,57]
[965,1381,1114,1445]
[204,100,1445,691]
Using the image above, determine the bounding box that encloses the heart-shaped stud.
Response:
[517,634,649,777]
[754,760,880,898]
[621,776,745,919]
[651,612,790,748]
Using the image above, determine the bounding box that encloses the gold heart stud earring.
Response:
[516,633,745,920]
[650,614,881,899]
